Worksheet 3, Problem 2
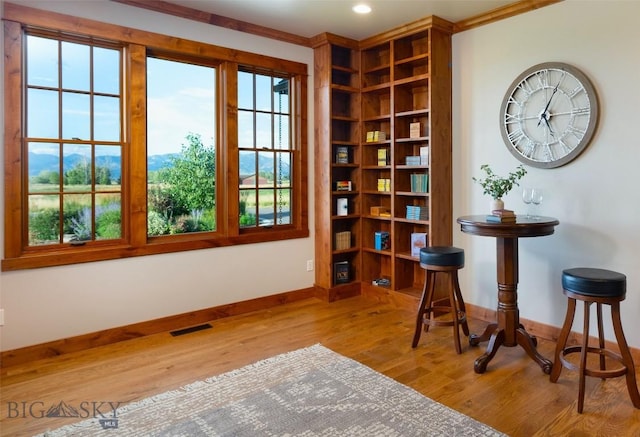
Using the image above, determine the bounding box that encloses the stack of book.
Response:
[410,173,428,192]
[377,148,389,166]
[409,122,421,139]
[377,178,391,192]
[335,180,352,191]
[406,205,429,221]
[405,156,421,166]
[334,231,351,250]
[366,131,387,142]
[486,209,516,223]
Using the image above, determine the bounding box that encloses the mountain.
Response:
[28,151,290,180]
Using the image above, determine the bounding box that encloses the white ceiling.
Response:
[163,0,515,40]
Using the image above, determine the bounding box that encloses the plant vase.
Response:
[490,198,504,212]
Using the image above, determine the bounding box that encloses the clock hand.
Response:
[543,115,555,137]
[538,82,559,126]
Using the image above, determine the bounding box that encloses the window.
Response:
[2,6,308,270]
[25,34,123,246]
[146,57,217,236]
[238,70,292,229]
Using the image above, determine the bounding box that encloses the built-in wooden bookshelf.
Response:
[312,33,362,300]
[312,17,453,300]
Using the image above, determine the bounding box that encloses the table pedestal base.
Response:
[470,323,552,374]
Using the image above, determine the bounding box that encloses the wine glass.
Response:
[531,188,543,219]
[522,187,533,218]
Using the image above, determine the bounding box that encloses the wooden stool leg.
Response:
[448,272,462,354]
[578,301,591,414]
[453,271,470,337]
[610,301,640,409]
[550,297,576,382]
[412,270,435,348]
[596,303,606,374]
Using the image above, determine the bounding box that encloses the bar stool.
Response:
[412,246,469,354]
[550,267,640,413]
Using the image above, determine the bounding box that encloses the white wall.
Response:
[0,1,315,351]
[453,0,640,347]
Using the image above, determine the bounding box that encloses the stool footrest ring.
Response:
[559,345,628,379]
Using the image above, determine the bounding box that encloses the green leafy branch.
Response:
[472,164,527,200]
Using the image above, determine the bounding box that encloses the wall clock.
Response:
[499,62,599,168]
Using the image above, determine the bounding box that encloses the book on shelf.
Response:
[411,232,428,257]
[410,173,429,193]
[334,261,350,284]
[409,122,421,139]
[406,205,429,221]
[377,178,391,192]
[334,231,351,251]
[367,131,387,143]
[335,146,349,164]
[405,156,421,166]
[377,148,389,166]
[337,198,349,216]
[420,146,429,165]
[374,231,390,251]
[335,180,352,191]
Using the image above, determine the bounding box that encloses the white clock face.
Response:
[500,63,598,168]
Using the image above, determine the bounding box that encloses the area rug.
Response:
[38,344,506,436]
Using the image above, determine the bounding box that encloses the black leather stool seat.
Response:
[419,246,464,268]
[562,268,626,298]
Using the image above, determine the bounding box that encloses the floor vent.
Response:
[170,323,213,337]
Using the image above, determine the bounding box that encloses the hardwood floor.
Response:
[2,295,639,436]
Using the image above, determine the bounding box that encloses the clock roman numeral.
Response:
[559,138,575,154]
[542,144,555,162]
[571,106,590,116]
[504,112,523,124]
[566,124,586,140]
[508,128,526,145]
[517,78,536,96]
[534,69,550,88]
[521,140,537,158]
[568,85,586,98]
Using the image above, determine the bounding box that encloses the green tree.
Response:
[96,166,112,185]
[165,133,215,215]
[64,161,91,185]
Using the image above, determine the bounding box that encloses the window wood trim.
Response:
[2,4,309,271]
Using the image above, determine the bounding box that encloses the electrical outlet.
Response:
[306,259,314,271]
[0,309,4,326]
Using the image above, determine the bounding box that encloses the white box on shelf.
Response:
[337,198,348,216]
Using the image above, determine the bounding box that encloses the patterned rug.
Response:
[39,344,506,436]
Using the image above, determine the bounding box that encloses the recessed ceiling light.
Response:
[353,4,372,14]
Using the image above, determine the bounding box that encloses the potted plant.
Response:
[473,164,527,211]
